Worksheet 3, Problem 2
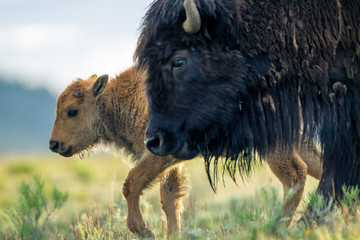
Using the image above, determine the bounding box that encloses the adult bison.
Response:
[135,0,360,206]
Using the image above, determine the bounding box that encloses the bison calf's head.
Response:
[49,74,108,157]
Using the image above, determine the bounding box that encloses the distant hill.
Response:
[0,79,57,153]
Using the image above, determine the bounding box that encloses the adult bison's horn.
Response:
[182,0,201,34]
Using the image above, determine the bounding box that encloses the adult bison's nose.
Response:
[145,127,198,159]
[144,133,167,156]
[49,140,59,153]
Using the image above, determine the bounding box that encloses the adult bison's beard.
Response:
[193,111,259,191]
[187,84,303,191]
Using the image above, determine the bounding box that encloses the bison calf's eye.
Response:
[172,57,186,69]
[67,109,78,118]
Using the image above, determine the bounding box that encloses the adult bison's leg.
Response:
[317,153,360,224]
[307,150,338,223]
[160,164,189,236]
[122,153,183,237]
[266,146,308,226]
[315,155,337,200]
[312,101,360,222]
[316,81,360,211]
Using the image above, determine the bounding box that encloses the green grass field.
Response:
[0,152,358,239]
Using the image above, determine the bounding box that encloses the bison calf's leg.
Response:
[122,153,182,237]
[266,147,308,226]
[160,164,189,237]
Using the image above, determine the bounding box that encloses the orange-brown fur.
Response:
[50,66,322,237]
[266,143,322,226]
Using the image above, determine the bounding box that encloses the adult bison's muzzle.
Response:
[145,127,198,160]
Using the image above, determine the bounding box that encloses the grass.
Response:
[0,152,358,239]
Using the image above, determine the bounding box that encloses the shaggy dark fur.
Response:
[135,0,360,199]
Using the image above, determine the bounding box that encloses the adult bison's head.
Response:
[49,74,108,157]
[136,0,254,160]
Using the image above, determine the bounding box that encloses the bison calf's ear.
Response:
[92,74,108,97]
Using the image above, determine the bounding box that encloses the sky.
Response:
[0,0,152,96]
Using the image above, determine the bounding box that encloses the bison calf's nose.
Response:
[49,140,59,153]
[144,136,162,156]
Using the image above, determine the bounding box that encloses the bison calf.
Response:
[49,66,321,237]
[49,67,187,237]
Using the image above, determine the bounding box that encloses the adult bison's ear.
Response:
[92,74,108,98]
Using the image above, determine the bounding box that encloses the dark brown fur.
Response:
[135,0,360,212]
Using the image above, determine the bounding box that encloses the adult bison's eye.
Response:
[67,109,78,118]
[172,57,186,69]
